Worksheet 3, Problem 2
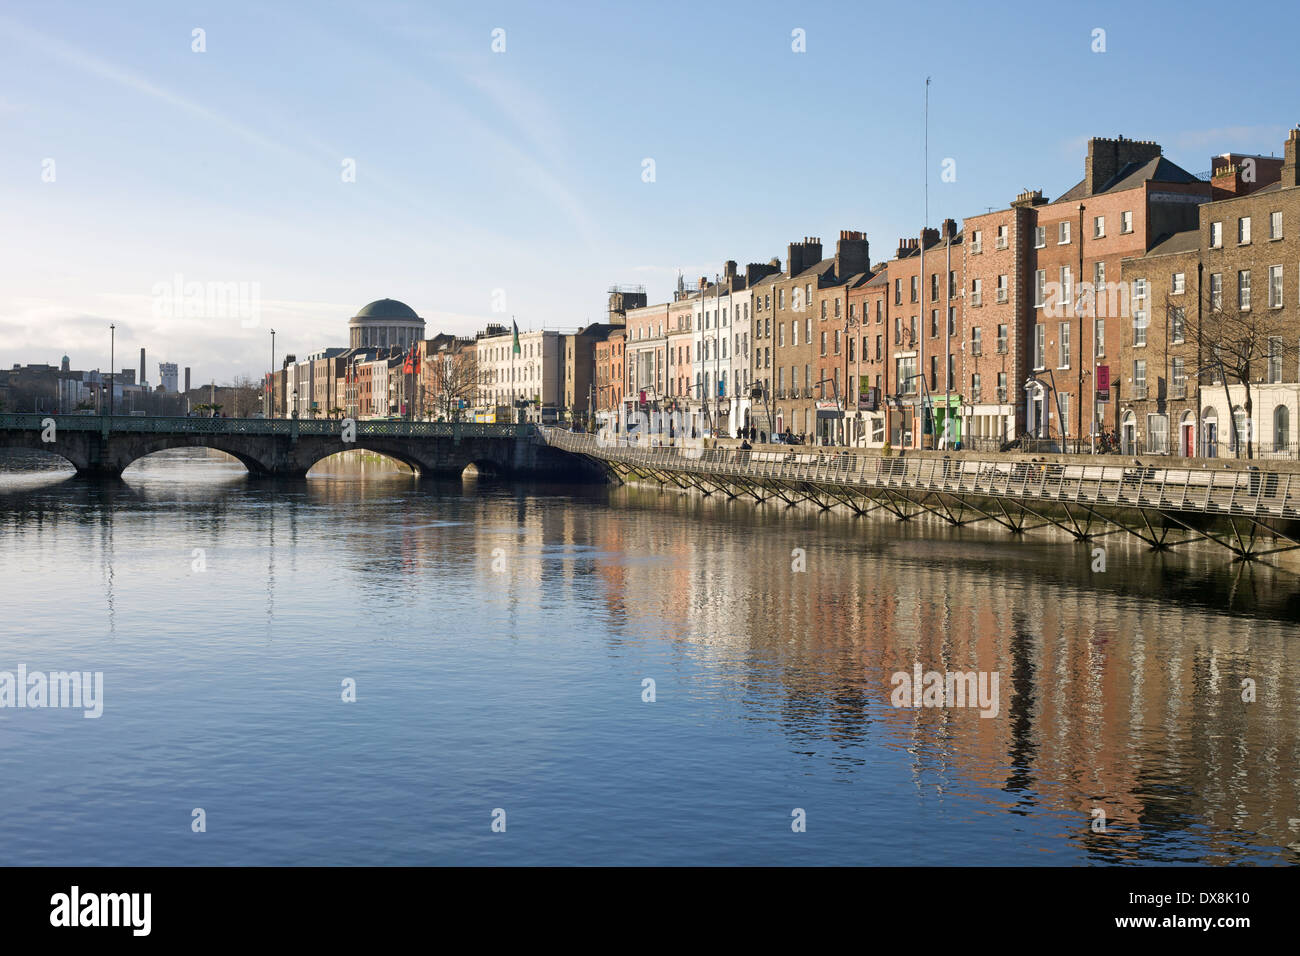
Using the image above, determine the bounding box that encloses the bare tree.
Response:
[1185,291,1298,459]
[423,345,481,420]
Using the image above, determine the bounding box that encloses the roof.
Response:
[1056,155,1203,202]
[1144,229,1200,258]
[352,298,421,321]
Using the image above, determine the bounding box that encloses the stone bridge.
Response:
[0,414,595,480]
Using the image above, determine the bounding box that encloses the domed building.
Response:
[348,298,426,349]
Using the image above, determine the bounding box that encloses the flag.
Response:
[512,320,521,355]
[403,343,416,375]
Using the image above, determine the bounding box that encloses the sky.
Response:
[2,0,1297,385]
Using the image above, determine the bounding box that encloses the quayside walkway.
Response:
[539,428,1300,560]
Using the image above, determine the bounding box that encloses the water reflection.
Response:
[0,451,1296,865]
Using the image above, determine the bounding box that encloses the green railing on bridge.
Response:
[0,414,534,440]
[538,427,1300,521]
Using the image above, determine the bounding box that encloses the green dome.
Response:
[353,298,419,320]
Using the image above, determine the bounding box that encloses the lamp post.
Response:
[108,324,115,416]
[269,328,276,418]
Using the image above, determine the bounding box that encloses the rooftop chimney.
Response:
[941,218,957,241]
[1084,135,1162,196]
[1283,128,1300,188]
[834,230,870,278]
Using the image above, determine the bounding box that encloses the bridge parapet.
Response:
[0,413,533,440]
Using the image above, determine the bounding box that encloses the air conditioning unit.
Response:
[971,242,982,254]
[996,237,1008,250]
[971,293,983,307]
[996,290,1008,304]
[997,339,1008,353]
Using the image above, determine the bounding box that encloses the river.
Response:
[1,448,1297,865]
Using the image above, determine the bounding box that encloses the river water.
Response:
[1,449,1297,865]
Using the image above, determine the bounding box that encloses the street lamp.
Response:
[108,323,115,416]
[269,328,276,418]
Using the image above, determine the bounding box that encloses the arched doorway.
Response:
[1273,405,1290,454]
[1202,408,1218,459]
[1121,410,1136,455]
[1179,410,1196,457]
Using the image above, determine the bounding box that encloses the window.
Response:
[875,335,882,361]
[1171,272,1185,295]
[1033,325,1046,370]
[778,323,785,347]
[805,317,811,341]
[997,324,1008,353]
[1172,358,1186,390]
[1034,226,1045,248]
[996,274,1008,303]
[996,224,1008,249]
[876,300,882,322]
[779,289,785,309]
[805,284,812,309]
[1059,221,1071,244]
[971,229,983,253]
[947,307,955,336]
[1210,273,1223,311]
[791,321,798,346]
[1134,359,1147,396]
[820,331,827,356]
[1034,269,1046,308]
[971,373,981,401]
[834,298,841,318]
[1094,216,1105,238]
[1058,393,1070,434]
[971,278,983,306]
[972,327,982,355]
[1270,264,1283,308]
[1133,309,1146,347]
[1121,210,1133,234]
[1059,322,1070,368]
[894,316,902,345]
[1268,336,1283,383]
[1239,270,1251,310]
[848,337,855,363]
[1210,221,1223,248]
[1239,217,1252,244]
[1171,307,1185,344]
[1270,211,1283,240]
[1094,261,1105,288]
[894,279,902,305]
[910,276,918,303]
[1060,266,1072,311]
[834,329,841,354]
[930,273,939,302]
[820,300,827,319]
[930,310,939,337]
[1095,319,1105,358]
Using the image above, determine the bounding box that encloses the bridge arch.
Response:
[302,444,427,476]
[117,436,272,475]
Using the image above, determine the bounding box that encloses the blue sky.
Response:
[1,0,1296,384]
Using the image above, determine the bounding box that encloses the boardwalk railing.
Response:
[538,428,1300,521]
[0,414,532,439]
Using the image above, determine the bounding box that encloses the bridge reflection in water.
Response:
[540,428,1300,561]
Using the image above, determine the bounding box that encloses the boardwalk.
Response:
[539,428,1300,560]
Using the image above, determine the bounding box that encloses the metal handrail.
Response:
[535,427,1300,519]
